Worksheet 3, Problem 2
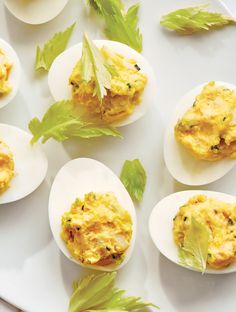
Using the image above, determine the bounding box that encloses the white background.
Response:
[1,0,236,311]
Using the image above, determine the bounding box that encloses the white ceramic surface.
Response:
[49,158,136,271]
[48,40,157,127]
[219,0,236,16]
[149,190,236,274]
[1,0,236,311]
[0,124,48,204]
[4,0,69,25]
[164,81,236,186]
[0,39,20,109]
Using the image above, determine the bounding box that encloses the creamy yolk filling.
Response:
[0,49,13,96]
[69,46,147,123]
[175,81,236,161]
[61,192,132,266]
[0,140,14,194]
[173,195,236,269]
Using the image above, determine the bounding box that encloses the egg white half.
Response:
[48,40,157,127]
[0,124,48,204]
[4,0,68,24]
[164,81,236,186]
[0,39,21,109]
[149,190,236,274]
[48,157,136,271]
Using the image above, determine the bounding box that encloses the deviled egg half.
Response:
[4,0,69,25]
[48,40,157,127]
[0,124,48,204]
[49,158,136,271]
[0,39,21,109]
[164,81,236,186]
[149,190,236,274]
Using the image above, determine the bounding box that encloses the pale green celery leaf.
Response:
[178,217,210,273]
[179,248,204,272]
[101,288,159,310]
[35,22,76,71]
[86,310,126,312]
[29,100,83,143]
[87,0,142,52]
[81,33,112,102]
[120,159,146,202]
[87,0,102,13]
[28,100,121,144]
[68,125,123,139]
[35,46,46,71]
[101,288,126,307]
[104,3,142,52]
[69,273,117,312]
[88,0,123,14]
[125,4,141,36]
[69,272,159,312]
[102,0,123,14]
[160,4,236,35]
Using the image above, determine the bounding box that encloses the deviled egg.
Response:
[0,123,48,204]
[164,81,236,185]
[173,194,236,270]
[0,140,14,194]
[0,39,21,109]
[49,158,136,271]
[48,40,157,127]
[4,0,69,25]
[149,190,236,274]
[0,49,12,96]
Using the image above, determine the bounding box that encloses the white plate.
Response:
[0,39,21,109]
[4,0,69,25]
[149,190,236,274]
[0,123,48,204]
[1,0,236,312]
[164,81,236,186]
[49,158,136,271]
[48,40,157,127]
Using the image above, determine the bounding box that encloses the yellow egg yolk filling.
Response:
[0,49,13,96]
[0,140,14,194]
[175,81,236,161]
[173,195,236,269]
[69,46,147,124]
[61,192,132,266]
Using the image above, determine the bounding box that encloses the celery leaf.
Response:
[179,217,210,273]
[120,159,146,202]
[88,0,142,52]
[69,272,159,312]
[160,4,236,35]
[28,100,122,144]
[81,33,113,102]
[35,23,75,71]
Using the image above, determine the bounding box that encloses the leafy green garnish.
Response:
[88,0,123,14]
[28,100,122,144]
[35,23,76,72]
[178,217,210,273]
[81,33,113,102]
[160,4,236,35]
[87,0,142,52]
[69,272,159,312]
[120,159,146,202]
